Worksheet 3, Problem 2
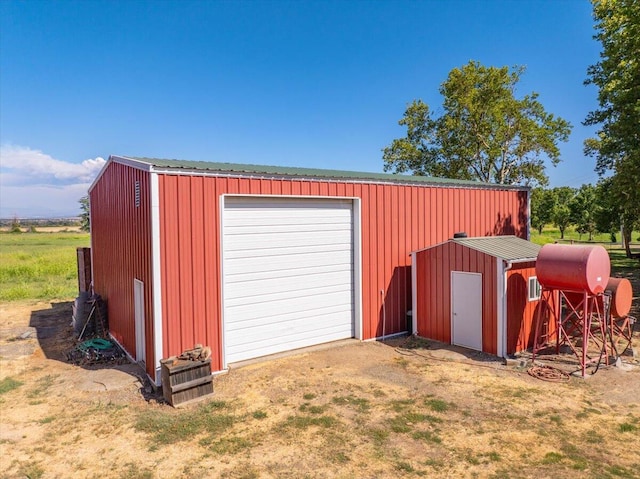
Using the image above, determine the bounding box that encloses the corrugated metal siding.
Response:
[90,162,154,375]
[414,242,498,354]
[506,262,540,354]
[158,176,525,369]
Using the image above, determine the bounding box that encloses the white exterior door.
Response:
[222,196,355,365]
[451,272,483,351]
[134,279,146,363]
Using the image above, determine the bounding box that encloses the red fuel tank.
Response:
[536,244,610,294]
[563,277,633,318]
[606,277,633,318]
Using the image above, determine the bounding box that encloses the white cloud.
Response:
[0,145,105,183]
[0,145,106,217]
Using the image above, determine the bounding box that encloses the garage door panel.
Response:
[225,290,353,322]
[225,203,352,214]
[225,215,352,227]
[225,250,352,274]
[224,230,352,251]
[227,331,354,361]
[225,302,352,332]
[225,288,353,313]
[226,321,354,358]
[227,311,353,341]
[225,244,352,260]
[225,197,353,210]
[225,271,353,300]
[225,262,349,284]
[223,197,355,365]
[224,215,352,228]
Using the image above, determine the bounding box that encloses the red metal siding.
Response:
[90,162,154,376]
[157,177,525,370]
[90,159,530,375]
[506,262,540,355]
[415,243,498,355]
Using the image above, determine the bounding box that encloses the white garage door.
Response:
[222,196,355,364]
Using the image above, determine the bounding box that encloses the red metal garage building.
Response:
[410,236,543,357]
[89,156,529,384]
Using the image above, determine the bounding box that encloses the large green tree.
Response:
[584,0,640,257]
[530,187,557,234]
[594,177,622,241]
[551,186,576,239]
[383,61,572,186]
[569,184,599,241]
[79,196,90,232]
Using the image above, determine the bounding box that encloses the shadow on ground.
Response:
[26,301,159,399]
[382,334,505,364]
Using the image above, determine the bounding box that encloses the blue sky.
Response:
[0,0,601,218]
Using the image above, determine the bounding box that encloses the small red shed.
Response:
[89,156,530,385]
[411,236,542,357]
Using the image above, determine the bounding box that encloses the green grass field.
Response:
[0,227,636,303]
[530,226,640,246]
[530,226,640,272]
[0,232,90,301]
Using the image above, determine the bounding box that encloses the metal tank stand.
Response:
[532,288,610,378]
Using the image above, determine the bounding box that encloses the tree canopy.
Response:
[79,196,90,232]
[584,0,640,257]
[383,61,572,186]
[530,187,556,234]
[569,184,599,241]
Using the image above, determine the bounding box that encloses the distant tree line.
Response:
[530,182,636,245]
[0,217,81,227]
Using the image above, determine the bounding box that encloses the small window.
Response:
[528,276,541,301]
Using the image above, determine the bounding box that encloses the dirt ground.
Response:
[1,301,639,479]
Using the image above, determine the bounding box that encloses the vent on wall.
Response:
[134,181,140,207]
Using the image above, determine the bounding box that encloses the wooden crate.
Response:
[161,358,214,407]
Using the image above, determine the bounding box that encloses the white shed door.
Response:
[451,271,483,351]
[223,197,355,364]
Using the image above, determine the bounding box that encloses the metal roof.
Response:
[452,235,541,262]
[121,156,528,190]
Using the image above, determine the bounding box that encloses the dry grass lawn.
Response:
[1,301,639,479]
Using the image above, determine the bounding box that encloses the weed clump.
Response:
[280,414,338,430]
[542,452,564,464]
[424,398,449,412]
[0,377,23,395]
[135,400,234,446]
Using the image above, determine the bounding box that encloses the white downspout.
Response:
[499,260,513,358]
[411,252,417,335]
[150,172,163,386]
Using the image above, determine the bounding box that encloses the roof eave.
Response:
[504,257,539,264]
[131,157,529,191]
[88,155,153,194]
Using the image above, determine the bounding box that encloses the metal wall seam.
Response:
[352,197,364,341]
[219,194,228,370]
[150,171,163,385]
[528,191,532,240]
[496,259,505,358]
[411,252,417,335]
